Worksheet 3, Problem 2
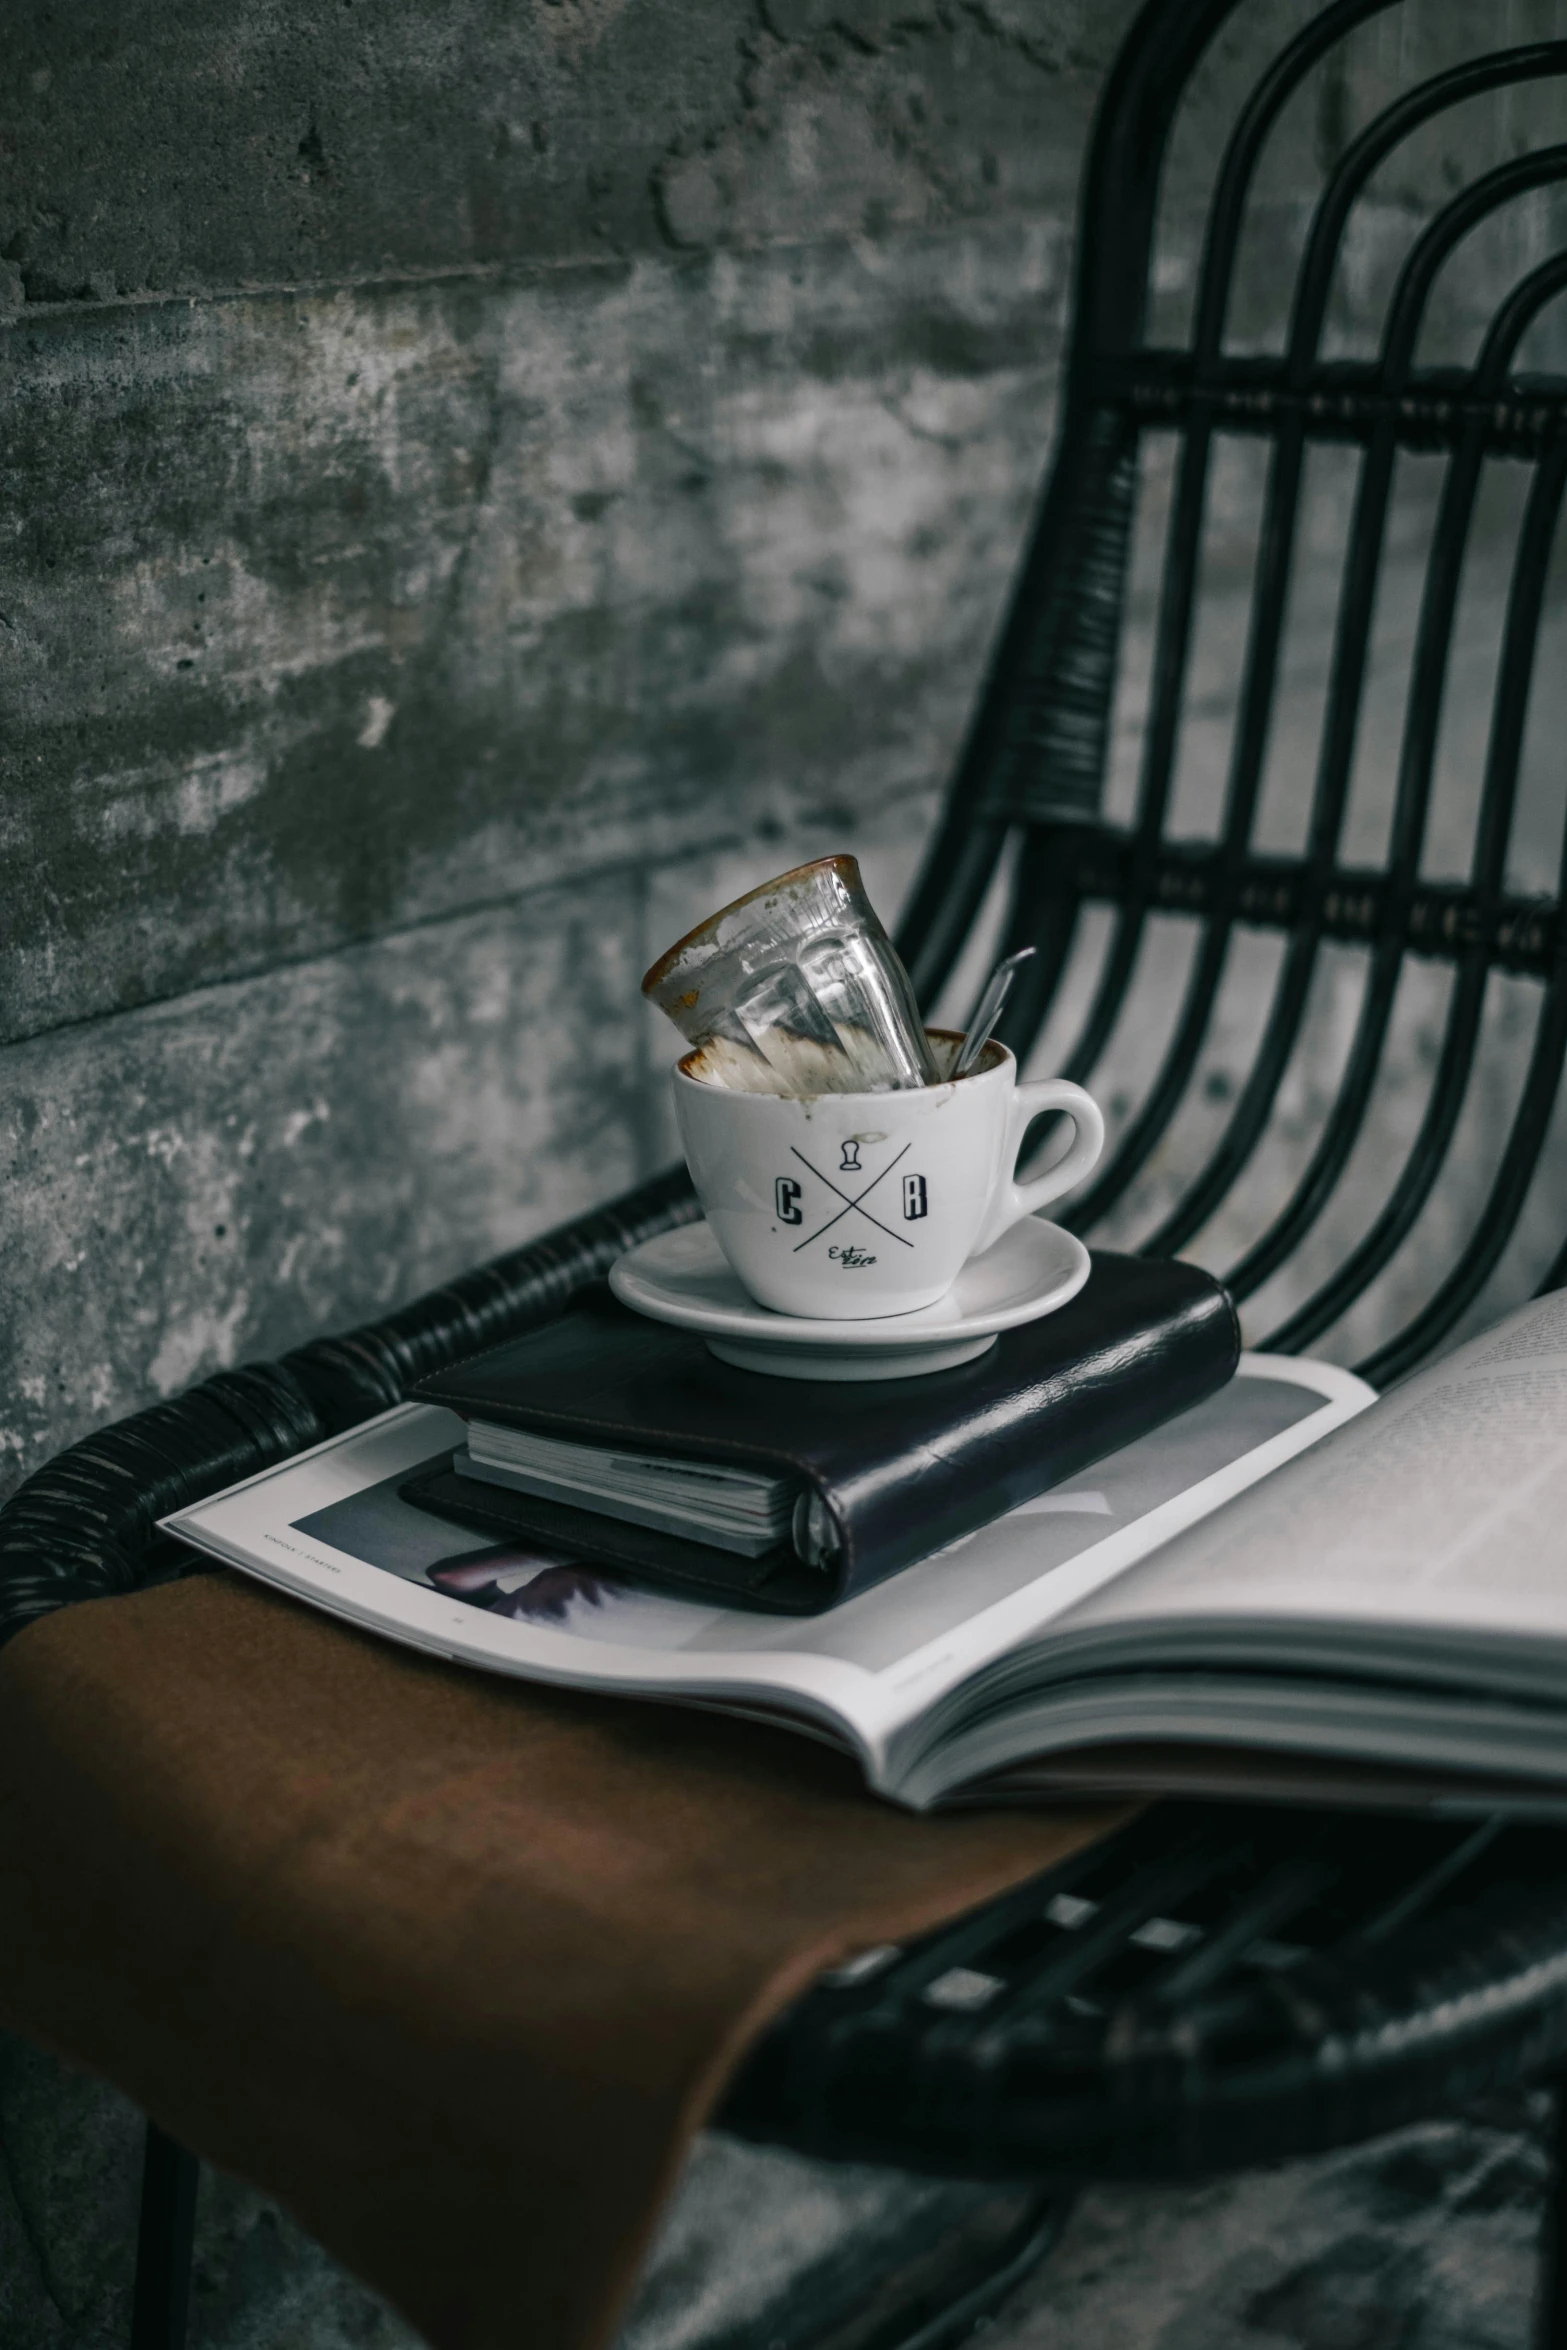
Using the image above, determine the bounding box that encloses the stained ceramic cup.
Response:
[672,1030,1104,1321]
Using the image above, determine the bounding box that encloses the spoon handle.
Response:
[953,946,1036,1079]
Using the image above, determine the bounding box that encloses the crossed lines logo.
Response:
[773,1142,930,1256]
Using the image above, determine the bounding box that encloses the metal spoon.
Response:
[952,946,1036,1078]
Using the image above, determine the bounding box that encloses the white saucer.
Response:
[609,1216,1091,1380]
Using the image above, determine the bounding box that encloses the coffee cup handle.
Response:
[974,1078,1105,1253]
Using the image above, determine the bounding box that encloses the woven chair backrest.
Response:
[898,0,1567,1385]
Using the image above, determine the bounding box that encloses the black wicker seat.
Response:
[725,1805,1567,2183]
[6,0,1567,2342]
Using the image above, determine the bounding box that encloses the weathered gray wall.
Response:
[1,0,1149,1504]
[7,0,1567,1499]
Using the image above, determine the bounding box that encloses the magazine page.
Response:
[1037,1289,1567,1686]
[910,1669,1567,1813]
[162,1355,1368,1790]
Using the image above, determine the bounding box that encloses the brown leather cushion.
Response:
[0,1573,1120,2350]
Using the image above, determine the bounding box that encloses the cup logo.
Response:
[773,1141,931,1268]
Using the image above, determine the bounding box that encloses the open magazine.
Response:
[163,1288,1567,1813]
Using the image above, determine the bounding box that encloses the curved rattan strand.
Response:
[984,828,1083,1052]
[1062,382,1402,1225]
[720,1806,1567,2179]
[0,1167,698,1651]
[1360,888,1567,1385]
[897,818,1010,1013]
[1202,264,1567,1312]
[1261,320,1567,1352]
[1051,111,1478,1214]
[913,0,1374,1083]
[1147,409,1405,1243]
[1291,44,1567,364]
[1130,68,1567,1262]
[1190,0,1397,362]
[1067,155,1567,1252]
[0,1366,325,1650]
[897,0,1269,1001]
[1021,413,1218,1103]
[1360,982,1567,1382]
[981,5,1428,1107]
[1128,243,1557,1319]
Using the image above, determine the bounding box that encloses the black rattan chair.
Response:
[7,0,1567,2343]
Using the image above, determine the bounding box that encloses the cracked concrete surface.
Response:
[2,224,1068,1048]
[1,1,1133,298]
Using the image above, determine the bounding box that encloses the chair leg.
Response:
[130,2122,198,2350]
[1536,2085,1567,2350]
[874,2191,1068,2350]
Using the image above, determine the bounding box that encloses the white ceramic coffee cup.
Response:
[672,1031,1104,1321]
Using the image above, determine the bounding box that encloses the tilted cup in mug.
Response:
[673,1029,1105,1321]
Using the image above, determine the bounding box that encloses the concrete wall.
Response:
[0,0,1149,1505]
[7,0,1567,1502]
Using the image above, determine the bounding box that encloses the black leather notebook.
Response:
[404,1252,1240,1613]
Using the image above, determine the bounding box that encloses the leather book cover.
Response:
[405,1252,1240,1613]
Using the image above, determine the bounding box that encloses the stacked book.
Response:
[403,1254,1237,1609]
[164,1256,1567,1814]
